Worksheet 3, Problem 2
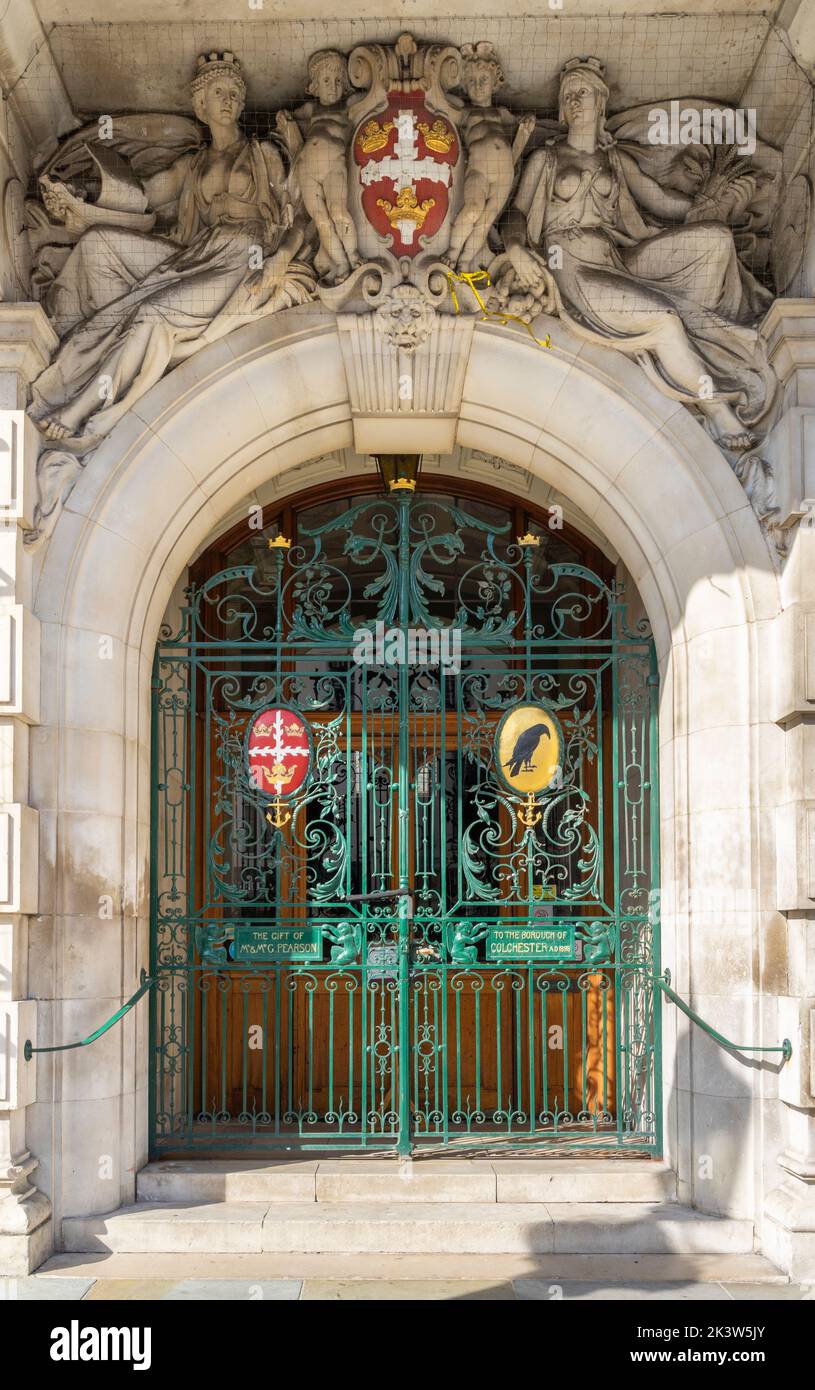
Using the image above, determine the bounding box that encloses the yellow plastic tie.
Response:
[446,269,551,349]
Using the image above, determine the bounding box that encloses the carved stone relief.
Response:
[16,33,809,546]
[1,178,32,298]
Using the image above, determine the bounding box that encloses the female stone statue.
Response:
[502,57,776,449]
[30,51,314,452]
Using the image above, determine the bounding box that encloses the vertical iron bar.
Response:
[396,492,412,1156]
[220,982,227,1118]
[262,986,268,1124]
[527,962,535,1134]
[242,985,248,1117]
[496,984,503,1128]
[347,984,354,1135]
[612,629,623,1146]
[274,969,281,1136]
[186,653,198,1145]
[328,985,335,1119]
[540,984,548,1122]
[455,985,462,1118]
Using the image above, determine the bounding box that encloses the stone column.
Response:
[761,300,815,1277]
[0,304,56,1272]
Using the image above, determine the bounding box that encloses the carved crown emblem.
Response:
[561,54,606,82]
[285,721,303,737]
[357,119,395,154]
[376,186,436,230]
[191,50,245,92]
[196,49,241,73]
[418,120,454,154]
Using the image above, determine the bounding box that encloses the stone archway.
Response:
[29,306,781,1247]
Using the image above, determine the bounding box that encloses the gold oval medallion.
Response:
[494,703,561,795]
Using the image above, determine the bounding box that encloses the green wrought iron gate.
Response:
[150,488,661,1154]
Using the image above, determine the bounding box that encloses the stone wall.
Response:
[0,2,814,1277]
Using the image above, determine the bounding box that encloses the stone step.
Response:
[64,1200,753,1256]
[136,1158,677,1205]
[39,1249,787,1285]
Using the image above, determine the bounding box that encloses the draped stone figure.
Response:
[501,58,777,450]
[29,51,315,453]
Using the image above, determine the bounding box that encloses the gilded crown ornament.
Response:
[418,120,455,154]
[376,186,436,231]
[268,763,295,785]
[357,119,395,154]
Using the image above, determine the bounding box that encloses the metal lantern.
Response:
[373,454,423,493]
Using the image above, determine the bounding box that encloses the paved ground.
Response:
[2,1252,812,1300]
[1,1275,813,1300]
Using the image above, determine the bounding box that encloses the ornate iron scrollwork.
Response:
[151,490,659,1155]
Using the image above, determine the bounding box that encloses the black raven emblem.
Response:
[504,722,551,778]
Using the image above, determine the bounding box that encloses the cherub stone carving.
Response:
[501,57,778,452]
[28,51,314,454]
[443,42,534,274]
[276,50,360,285]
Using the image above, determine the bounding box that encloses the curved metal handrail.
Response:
[21,966,792,1064]
[23,971,154,1060]
[655,970,791,1062]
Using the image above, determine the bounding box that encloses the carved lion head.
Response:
[373,284,436,352]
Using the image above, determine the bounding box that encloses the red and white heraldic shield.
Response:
[354,91,459,257]
[247,707,311,799]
